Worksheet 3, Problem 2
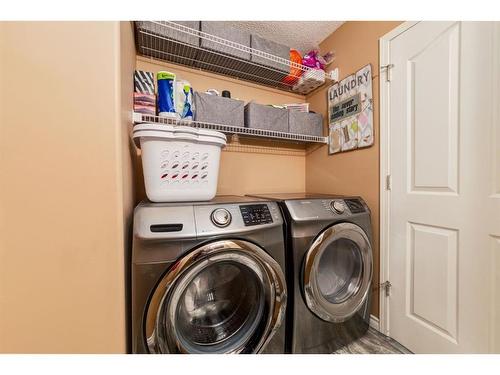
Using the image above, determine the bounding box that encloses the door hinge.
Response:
[386,174,391,191]
[380,64,394,82]
[380,281,392,297]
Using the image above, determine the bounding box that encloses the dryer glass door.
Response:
[303,222,373,323]
[145,239,286,353]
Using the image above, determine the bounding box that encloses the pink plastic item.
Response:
[302,50,325,70]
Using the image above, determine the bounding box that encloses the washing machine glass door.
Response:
[303,222,372,323]
[145,239,286,354]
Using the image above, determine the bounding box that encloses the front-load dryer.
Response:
[131,196,287,354]
[247,193,373,354]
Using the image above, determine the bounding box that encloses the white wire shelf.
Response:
[135,21,333,95]
[133,112,328,145]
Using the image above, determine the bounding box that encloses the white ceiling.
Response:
[221,21,344,54]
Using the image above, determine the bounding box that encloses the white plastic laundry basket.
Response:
[133,123,226,202]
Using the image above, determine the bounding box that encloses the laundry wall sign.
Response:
[328,64,374,154]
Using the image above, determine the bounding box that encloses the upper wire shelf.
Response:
[133,112,328,145]
[135,21,334,95]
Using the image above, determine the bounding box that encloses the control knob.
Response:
[211,208,232,227]
[330,200,345,214]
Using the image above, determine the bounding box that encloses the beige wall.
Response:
[305,21,402,317]
[135,57,306,200]
[0,22,134,353]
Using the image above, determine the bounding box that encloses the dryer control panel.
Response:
[285,198,368,222]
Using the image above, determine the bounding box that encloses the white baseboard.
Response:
[369,315,380,331]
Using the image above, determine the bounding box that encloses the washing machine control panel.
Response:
[239,204,273,226]
[193,202,281,236]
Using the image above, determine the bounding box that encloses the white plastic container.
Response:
[133,123,226,202]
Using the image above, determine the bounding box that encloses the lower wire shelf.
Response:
[133,112,328,145]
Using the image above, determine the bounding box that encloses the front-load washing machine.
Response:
[247,193,373,353]
[131,196,287,354]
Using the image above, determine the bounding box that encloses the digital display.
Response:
[239,204,273,226]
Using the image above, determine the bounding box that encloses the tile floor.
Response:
[333,328,412,354]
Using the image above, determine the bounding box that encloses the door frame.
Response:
[378,21,419,335]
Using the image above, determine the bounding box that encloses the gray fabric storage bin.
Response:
[194,92,244,127]
[135,21,200,66]
[288,112,324,137]
[249,34,290,84]
[251,34,290,73]
[200,22,251,60]
[244,102,288,133]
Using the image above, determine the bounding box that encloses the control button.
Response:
[330,200,345,214]
[211,208,232,227]
[239,204,273,226]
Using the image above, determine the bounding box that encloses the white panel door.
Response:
[384,22,500,353]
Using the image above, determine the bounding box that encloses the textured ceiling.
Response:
[220,21,344,54]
